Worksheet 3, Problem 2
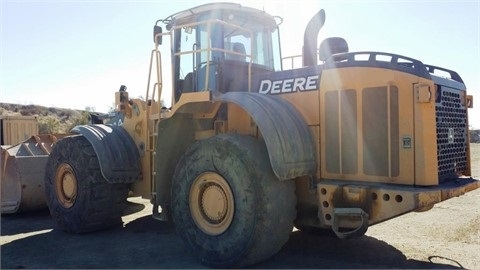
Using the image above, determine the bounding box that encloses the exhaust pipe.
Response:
[302,9,326,67]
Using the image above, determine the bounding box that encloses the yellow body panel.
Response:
[279,91,319,126]
[278,66,443,186]
[227,103,253,135]
[278,91,321,177]
[120,98,152,198]
[318,67,421,185]
[413,79,438,185]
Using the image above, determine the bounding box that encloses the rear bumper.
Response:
[433,176,480,201]
[317,177,480,228]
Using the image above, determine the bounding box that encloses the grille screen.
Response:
[435,85,468,182]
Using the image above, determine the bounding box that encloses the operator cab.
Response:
[158,3,282,102]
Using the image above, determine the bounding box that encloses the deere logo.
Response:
[258,75,319,95]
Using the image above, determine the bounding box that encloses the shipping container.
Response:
[0,115,39,145]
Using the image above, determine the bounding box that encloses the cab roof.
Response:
[164,2,278,29]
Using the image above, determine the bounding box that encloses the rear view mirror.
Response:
[153,25,163,45]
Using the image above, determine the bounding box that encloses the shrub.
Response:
[38,115,61,134]
[65,111,91,132]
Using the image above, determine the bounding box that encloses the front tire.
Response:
[44,135,128,233]
[171,134,296,268]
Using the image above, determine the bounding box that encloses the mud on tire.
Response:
[44,135,128,233]
[171,134,296,268]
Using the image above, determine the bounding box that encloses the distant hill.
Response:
[0,103,90,134]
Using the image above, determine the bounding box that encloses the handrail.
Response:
[424,64,464,83]
[282,54,303,70]
[325,51,432,80]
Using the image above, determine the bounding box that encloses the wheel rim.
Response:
[189,172,234,236]
[55,163,78,208]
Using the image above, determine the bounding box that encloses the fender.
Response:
[72,124,141,183]
[216,92,317,180]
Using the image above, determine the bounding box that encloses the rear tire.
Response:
[44,135,128,233]
[171,134,296,268]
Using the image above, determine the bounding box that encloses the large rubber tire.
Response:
[44,135,129,233]
[171,134,296,268]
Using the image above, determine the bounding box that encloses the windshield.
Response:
[171,9,281,101]
[190,12,280,70]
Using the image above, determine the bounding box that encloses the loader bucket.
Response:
[1,134,69,214]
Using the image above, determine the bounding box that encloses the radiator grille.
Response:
[435,86,468,182]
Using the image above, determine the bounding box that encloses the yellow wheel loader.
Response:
[3,2,479,268]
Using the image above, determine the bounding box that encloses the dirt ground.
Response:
[1,144,479,269]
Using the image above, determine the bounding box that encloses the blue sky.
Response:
[1,0,479,128]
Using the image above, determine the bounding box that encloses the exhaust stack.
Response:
[302,9,326,67]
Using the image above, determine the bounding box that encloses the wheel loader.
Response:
[2,2,478,268]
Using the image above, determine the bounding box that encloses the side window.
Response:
[179,27,197,80]
[270,28,282,71]
[255,29,280,71]
[178,27,197,94]
[199,24,210,63]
